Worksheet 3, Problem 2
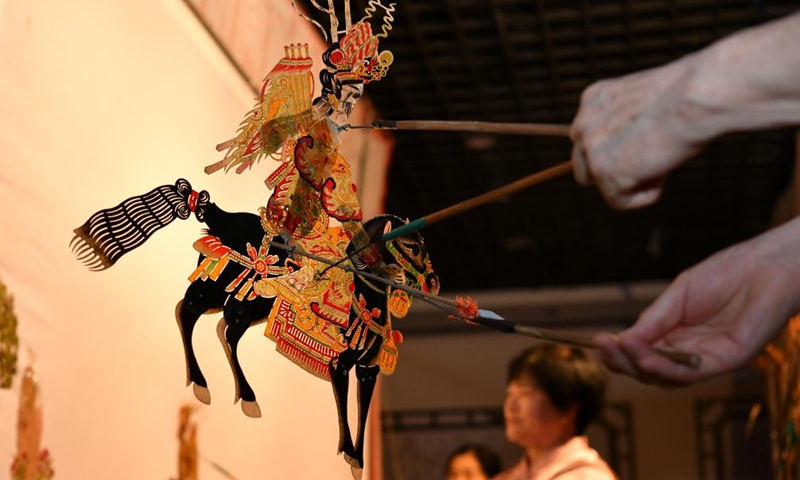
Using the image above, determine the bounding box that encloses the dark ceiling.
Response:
[308,0,798,293]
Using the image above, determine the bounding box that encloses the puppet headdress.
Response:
[326,21,394,85]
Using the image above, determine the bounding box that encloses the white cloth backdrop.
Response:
[0,0,389,478]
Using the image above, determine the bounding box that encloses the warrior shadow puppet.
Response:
[70,3,437,478]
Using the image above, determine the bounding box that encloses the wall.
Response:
[0,0,387,478]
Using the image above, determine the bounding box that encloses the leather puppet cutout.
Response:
[753,315,800,476]
[0,278,19,389]
[11,365,54,480]
[177,405,199,480]
[70,3,435,479]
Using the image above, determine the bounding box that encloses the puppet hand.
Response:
[570,53,715,209]
[594,217,800,385]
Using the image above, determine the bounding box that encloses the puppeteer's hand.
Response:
[594,217,800,385]
[571,11,800,210]
[569,54,707,209]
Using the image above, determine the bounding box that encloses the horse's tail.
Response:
[70,178,209,271]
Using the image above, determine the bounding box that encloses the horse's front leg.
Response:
[177,280,224,404]
[220,296,272,418]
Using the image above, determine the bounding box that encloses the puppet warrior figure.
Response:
[70,2,437,478]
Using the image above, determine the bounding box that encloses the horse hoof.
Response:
[343,453,361,469]
[192,383,211,405]
[241,400,261,418]
[350,465,363,480]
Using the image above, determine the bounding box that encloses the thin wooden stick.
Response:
[321,160,573,275]
[383,161,573,242]
[513,325,701,369]
[322,161,572,273]
[427,161,572,225]
[371,119,571,137]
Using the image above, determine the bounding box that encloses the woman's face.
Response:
[446,452,489,480]
[503,375,575,449]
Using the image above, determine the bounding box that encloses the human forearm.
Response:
[570,11,800,209]
[678,11,800,142]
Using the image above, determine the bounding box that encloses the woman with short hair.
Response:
[494,344,616,480]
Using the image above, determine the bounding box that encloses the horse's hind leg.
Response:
[350,364,379,480]
[178,281,224,404]
[330,349,358,468]
[217,316,268,407]
[216,318,239,401]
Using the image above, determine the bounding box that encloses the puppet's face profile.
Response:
[328,82,364,125]
[317,19,392,126]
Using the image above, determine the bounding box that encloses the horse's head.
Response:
[350,214,440,299]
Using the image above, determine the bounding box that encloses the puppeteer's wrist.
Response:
[674,18,800,143]
[669,46,744,144]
